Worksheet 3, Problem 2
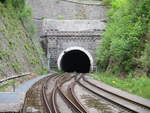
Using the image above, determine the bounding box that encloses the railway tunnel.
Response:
[57,47,93,73]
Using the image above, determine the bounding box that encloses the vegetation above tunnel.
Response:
[97,0,150,77]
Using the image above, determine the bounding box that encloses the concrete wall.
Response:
[27,0,106,20]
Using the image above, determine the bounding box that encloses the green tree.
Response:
[97,0,150,76]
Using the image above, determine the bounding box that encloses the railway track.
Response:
[42,73,84,113]
[25,73,150,113]
[76,74,150,113]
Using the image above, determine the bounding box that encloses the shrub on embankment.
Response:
[93,73,150,99]
[0,0,46,78]
[97,0,150,77]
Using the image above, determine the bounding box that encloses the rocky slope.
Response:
[0,1,45,79]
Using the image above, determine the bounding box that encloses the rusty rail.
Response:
[42,73,86,113]
[77,74,150,113]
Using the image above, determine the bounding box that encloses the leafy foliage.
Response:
[0,50,10,60]
[97,0,150,75]
[4,0,28,18]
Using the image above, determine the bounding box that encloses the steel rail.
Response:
[42,73,58,113]
[68,82,89,113]
[57,87,83,113]
[22,73,56,113]
[51,75,65,113]
[66,73,89,113]
[42,73,64,113]
[83,75,150,110]
[77,74,150,113]
[58,73,83,113]
[42,73,81,113]
[77,78,136,112]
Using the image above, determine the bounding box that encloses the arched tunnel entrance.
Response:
[57,47,93,73]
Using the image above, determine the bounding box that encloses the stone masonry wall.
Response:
[42,30,103,68]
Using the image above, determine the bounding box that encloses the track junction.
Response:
[22,73,150,113]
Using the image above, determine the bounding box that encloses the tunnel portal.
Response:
[41,20,105,72]
[59,50,91,73]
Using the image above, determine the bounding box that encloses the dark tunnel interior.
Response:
[60,50,90,73]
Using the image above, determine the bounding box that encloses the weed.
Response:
[0,50,10,60]
[93,73,150,99]
[10,63,21,73]
[35,68,48,75]
[52,69,64,74]
[57,15,65,20]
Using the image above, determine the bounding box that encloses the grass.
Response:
[35,68,48,75]
[57,15,65,20]
[92,73,150,99]
[0,2,44,75]
[0,80,15,92]
[51,69,64,74]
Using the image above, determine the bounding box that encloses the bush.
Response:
[4,0,32,20]
[97,0,150,75]
[139,42,150,76]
